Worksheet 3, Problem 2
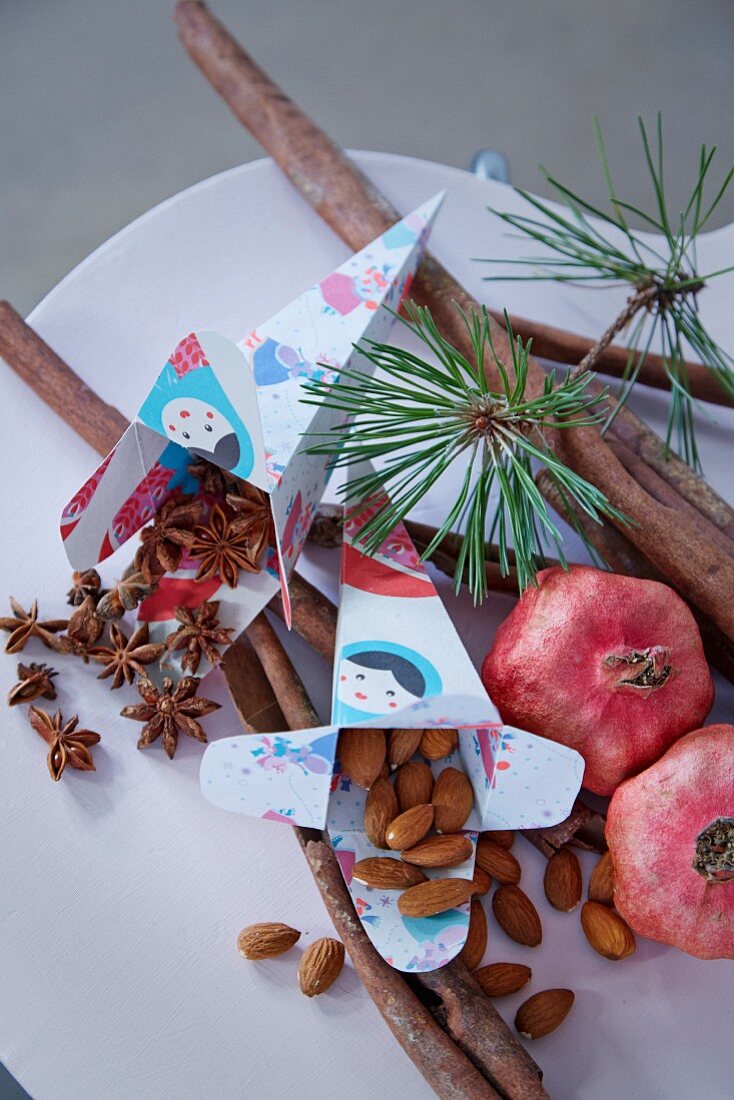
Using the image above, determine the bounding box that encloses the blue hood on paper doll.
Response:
[138,357,256,482]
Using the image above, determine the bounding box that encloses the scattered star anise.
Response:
[120,676,220,759]
[8,663,58,707]
[0,598,68,655]
[28,706,101,782]
[56,595,104,660]
[188,458,240,497]
[189,504,261,589]
[88,623,166,690]
[164,601,234,674]
[96,564,154,622]
[226,482,275,563]
[66,569,103,607]
[135,496,201,585]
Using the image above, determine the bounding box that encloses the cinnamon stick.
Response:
[298,836,502,1100]
[0,300,128,457]
[245,611,321,729]
[521,798,607,860]
[495,310,733,409]
[173,0,734,644]
[220,637,287,731]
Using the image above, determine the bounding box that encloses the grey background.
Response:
[1,2,732,1097]
[2,0,733,318]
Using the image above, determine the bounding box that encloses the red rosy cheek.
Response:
[340,675,346,682]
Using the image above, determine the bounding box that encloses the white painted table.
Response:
[1,152,732,1100]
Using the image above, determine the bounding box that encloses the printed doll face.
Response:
[162,396,241,470]
[337,657,422,713]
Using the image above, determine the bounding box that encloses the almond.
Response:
[398,877,475,918]
[432,767,474,833]
[386,803,434,850]
[476,837,522,884]
[394,761,434,811]
[481,829,515,850]
[474,962,532,998]
[338,728,386,789]
[471,865,492,896]
[492,885,542,947]
[352,857,428,889]
[458,897,488,969]
[420,727,458,761]
[401,834,474,868]
[588,850,615,906]
[581,901,636,960]
[237,922,301,960]
[543,846,582,912]
[515,989,575,1039]
[298,937,345,997]
[388,728,423,768]
[363,775,399,849]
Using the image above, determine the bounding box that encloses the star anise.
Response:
[56,595,104,661]
[135,496,201,585]
[8,663,58,707]
[0,598,68,655]
[226,482,275,563]
[28,706,101,782]
[96,564,154,622]
[88,623,166,690]
[188,458,240,497]
[164,601,234,674]
[120,676,220,759]
[66,569,103,607]
[189,504,261,589]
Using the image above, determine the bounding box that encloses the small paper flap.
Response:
[472,725,585,830]
[200,726,339,829]
[60,420,193,569]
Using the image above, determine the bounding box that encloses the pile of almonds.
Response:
[238,728,637,1041]
[343,728,477,918]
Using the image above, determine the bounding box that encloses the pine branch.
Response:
[480,115,734,470]
[304,304,627,600]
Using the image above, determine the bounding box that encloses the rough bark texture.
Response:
[299,837,503,1100]
[522,798,607,859]
[419,962,548,1099]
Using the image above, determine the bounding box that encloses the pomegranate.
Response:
[607,725,734,959]
[481,566,714,795]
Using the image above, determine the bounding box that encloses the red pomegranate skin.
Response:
[481,565,714,795]
[607,725,734,959]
